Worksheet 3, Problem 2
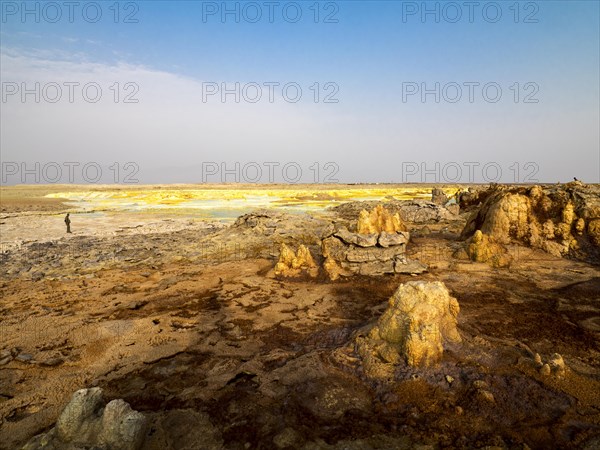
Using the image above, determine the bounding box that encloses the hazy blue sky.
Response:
[1,1,599,184]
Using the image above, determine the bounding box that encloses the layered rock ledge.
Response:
[322,205,427,280]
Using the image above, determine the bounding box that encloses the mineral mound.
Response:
[274,243,318,278]
[357,204,407,234]
[461,182,600,263]
[23,387,146,450]
[322,205,427,280]
[464,229,512,267]
[356,281,461,377]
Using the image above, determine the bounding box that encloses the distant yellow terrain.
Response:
[42,185,460,216]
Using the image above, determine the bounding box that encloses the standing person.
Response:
[64,213,72,234]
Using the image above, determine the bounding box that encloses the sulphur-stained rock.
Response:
[575,218,585,235]
[376,282,461,365]
[562,201,576,225]
[25,387,147,450]
[540,363,552,376]
[476,193,531,244]
[296,245,317,268]
[461,183,600,263]
[274,243,318,278]
[322,257,349,281]
[543,240,569,258]
[356,281,461,374]
[357,205,407,234]
[476,389,496,403]
[465,230,512,267]
[282,243,298,266]
[548,353,566,377]
[542,220,556,239]
[588,219,600,246]
[536,353,567,378]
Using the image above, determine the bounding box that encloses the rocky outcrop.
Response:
[588,219,600,246]
[534,352,567,378]
[461,183,600,263]
[331,200,461,225]
[431,188,449,206]
[456,185,496,211]
[464,230,512,267]
[0,209,336,281]
[274,243,318,278]
[22,387,146,450]
[356,281,461,377]
[232,209,335,242]
[322,206,426,280]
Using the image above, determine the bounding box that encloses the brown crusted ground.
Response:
[1,192,600,449]
[0,190,67,214]
[1,250,599,448]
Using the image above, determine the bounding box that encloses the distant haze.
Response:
[1,1,598,185]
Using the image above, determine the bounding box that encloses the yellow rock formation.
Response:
[466,230,512,267]
[356,281,461,374]
[274,243,318,278]
[356,205,407,234]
